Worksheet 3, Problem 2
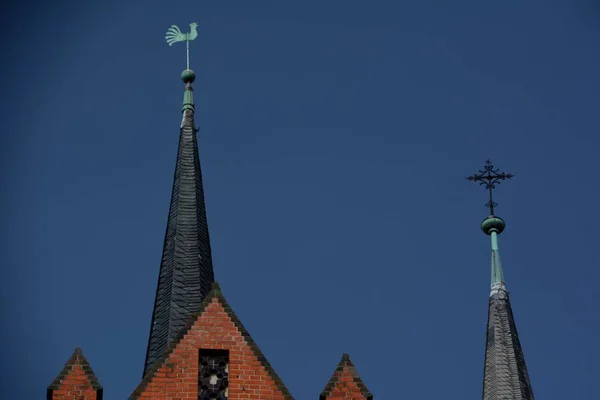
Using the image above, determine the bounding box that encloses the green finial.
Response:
[165,23,199,112]
[467,161,515,296]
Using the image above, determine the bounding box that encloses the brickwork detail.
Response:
[130,289,293,400]
[320,354,373,400]
[47,348,103,400]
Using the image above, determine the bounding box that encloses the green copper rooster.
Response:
[165,22,199,70]
[165,22,198,46]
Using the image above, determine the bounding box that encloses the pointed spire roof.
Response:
[480,216,534,399]
[143,68,215,377]
[320,354,373,400]
[47,347,103,399]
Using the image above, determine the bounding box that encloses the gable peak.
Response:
[320,353,373,400]
[47,347,103,399]
[132,284,293,399]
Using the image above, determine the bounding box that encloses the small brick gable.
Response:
[320,354,373,400]
[130,282,293,399]
[47,347,103,400]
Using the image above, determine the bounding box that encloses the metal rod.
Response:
[186,40,190,70]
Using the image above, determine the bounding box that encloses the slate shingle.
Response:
[482,289,534,400]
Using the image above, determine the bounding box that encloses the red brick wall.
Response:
[49,364,99,400]
[322,364,371,400]
[136,297,288,399]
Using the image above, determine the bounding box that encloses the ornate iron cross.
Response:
[466,159,515,215]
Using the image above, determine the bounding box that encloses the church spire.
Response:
[467,160,535,400]
[143,23,214,377]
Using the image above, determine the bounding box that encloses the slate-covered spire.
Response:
[480,216,534,399]
[143,67,215,377]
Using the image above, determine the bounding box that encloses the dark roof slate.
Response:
[47,347,103,400]
[483,290,535,400]
[131,282,294,400]
[320,353,373,400]
[143,94,215,376]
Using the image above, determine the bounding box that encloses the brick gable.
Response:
[47,348,103,400]
[130,283,293,399]
[320,354,373,400]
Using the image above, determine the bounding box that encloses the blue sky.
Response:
[1,1,599,398]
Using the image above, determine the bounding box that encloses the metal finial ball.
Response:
[481,216,506,235]
[181,69,196,83]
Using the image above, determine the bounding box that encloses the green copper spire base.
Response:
[182,69,195,112]
[182,83,194,111]
[490,248,506,296]
[482,215,507,296]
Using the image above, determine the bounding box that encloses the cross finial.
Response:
[466,159,515,215]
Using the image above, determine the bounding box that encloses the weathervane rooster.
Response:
[165,22,199,69]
